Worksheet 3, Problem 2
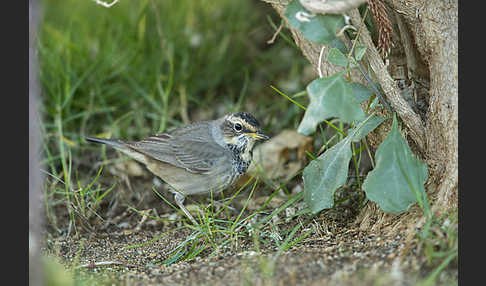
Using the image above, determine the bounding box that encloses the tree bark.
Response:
[263,0,457,230]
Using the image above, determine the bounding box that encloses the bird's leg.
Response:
[212,200,237,213]
[174,192,198,225]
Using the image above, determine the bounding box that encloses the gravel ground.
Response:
[41,176,457,285]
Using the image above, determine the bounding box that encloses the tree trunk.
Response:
[263,0,457,231]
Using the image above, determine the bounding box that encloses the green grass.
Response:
[119,172,314,266]
[417,210,458,286]
[38,0,309,233]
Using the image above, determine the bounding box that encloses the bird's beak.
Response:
[246,131,269,141]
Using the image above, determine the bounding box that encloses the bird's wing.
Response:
[127,121,228,174]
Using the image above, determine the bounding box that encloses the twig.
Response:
[336,24,357,37]
[346,7,369,62]
[355,60,392,113]
[267,21,283,44]
[317,46,325,78]
[342,6,390,111]
[362,137,375,169]
[295,11,315,22]
[94,0,120,8]
[348,8,426,151]
[134,209,152,232]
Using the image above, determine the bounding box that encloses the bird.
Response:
[86,112,269,224]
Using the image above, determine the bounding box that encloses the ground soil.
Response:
[41,173,457,286]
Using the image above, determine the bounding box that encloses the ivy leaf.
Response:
[350,115,387,142]
[302,113,385,214]
[303,138,352,213]
[285,0,345,44]
[349,82,373,103]
[327,47,348,67]
[330,38,348,54]
[362,114,428,214]
[297,72,366,135]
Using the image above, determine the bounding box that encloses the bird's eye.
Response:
[234,123,243,132]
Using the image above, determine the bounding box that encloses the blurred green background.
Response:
[38,0,311,162]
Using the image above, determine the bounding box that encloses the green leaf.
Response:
[285,0,345,44]
[301,113,383,214]
[327,47,348,67]
[350,115,387,142]
[349,82,373,103]
[362,114,428,214]
[297,72,366,135]
[354,45,367,61]
[330,38,348,54]
[303,138,352,213]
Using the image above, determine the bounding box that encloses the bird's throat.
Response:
[227,139,254,175]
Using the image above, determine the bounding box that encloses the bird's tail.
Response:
[85,137,148,164]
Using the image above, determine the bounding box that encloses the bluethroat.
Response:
[86,112,269,224]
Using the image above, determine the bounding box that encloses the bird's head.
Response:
[221,112,269,149]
